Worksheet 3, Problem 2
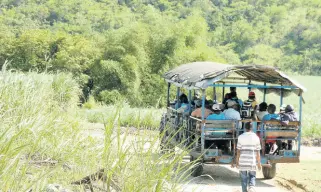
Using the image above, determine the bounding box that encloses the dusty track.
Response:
[180,164,288,192]
[85,124,317,192]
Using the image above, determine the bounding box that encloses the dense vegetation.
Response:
[0,0,320,106]
[0,70,189,190]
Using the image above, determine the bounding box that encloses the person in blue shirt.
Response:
[262,104,280,121]
[177,93,190,114]
[207,104,226,120]
[175,93,188,109]
[262,104,280,155]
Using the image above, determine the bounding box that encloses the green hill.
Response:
[0,0,320,107]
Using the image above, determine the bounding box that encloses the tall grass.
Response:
[92,115,193,191]
[80,104,163,129]
[0,70,192,191]
[0,70,91,190]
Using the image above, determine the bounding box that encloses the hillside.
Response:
[0,0,320,106]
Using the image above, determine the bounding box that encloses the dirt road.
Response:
[85,124,318,192]
[181,164,288,192]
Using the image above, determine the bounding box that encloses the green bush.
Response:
[98,90,124,105]
[82,95,97,109]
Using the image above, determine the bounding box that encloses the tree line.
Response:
[0,0,320,107]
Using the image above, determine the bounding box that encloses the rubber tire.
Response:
[191,164,203,177]
[190,156,203,177]
[263,163,276,179]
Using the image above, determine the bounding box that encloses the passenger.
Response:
[223,93,231,104]
[176,94,189,114]
[223,87,236,104]
[175,93,188,109]
[262,104,280,121]
[207,104,226,120]
[191,100,212,118]
[256,102,268,120]
[262,104,280,154]
[230,87,236,93]
[224,101,241,128]
[280,105,298,125]
[226,91,243,110]
[279,104,287,115]
[280,105,298,150]
[245,91,258,109]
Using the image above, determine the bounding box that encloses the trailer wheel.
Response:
[191,163,203,177]
[263,163,276,179]
[190,156,203,177]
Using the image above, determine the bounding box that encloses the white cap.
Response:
[227,100,237,107]
[212,104,221,111]
[280,104,287,110]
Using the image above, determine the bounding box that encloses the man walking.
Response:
[234,122,261,192]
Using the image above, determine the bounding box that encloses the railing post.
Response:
[201,89,206,152]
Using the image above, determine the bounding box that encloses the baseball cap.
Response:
[285,104,294,112]
[249,91,255,96]
[212,104,221,111]
[227,100,237,107]
[280,104,287,111]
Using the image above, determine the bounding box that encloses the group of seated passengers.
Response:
[257,102,298,124]
[175,88,298,126]
[175,89,298,153]
[257,103,298,153]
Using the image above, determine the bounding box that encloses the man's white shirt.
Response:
[237,132,261,171]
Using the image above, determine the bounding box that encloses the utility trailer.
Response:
[160,62,306,178]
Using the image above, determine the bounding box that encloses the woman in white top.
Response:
[256,102,268,120]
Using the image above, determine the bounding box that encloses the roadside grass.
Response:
[0,70,193,191]
[91,118,194,191]
[79,104,163,130]
[0,70,104,190]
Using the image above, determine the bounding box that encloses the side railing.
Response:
[166,107,193,146]
[260,121,300,163]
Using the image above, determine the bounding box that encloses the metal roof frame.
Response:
[163,62,307,94]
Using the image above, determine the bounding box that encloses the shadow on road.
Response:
[179,163,281,192]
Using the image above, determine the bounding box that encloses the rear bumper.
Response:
[190,150,300,164]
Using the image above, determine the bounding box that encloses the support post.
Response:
[298,93,303,156]
[248,80,252,92]
[260,122,265,155]
[213,85,217,102]
[201,89,206,152]
[263,82,267,102]
[167,83,170,107]
[222,83,225,103]
[252,121,257,133]
[280,88,283,107]
[188,90,192,113]
[176,87,180,110]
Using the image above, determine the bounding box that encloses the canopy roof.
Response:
[163,62,306,94]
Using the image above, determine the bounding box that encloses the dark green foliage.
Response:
[0,0,320,107]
